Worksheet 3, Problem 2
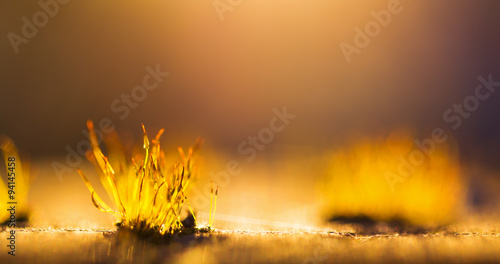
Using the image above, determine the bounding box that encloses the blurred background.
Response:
[1,1,500,229]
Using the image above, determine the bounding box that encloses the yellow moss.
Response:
[0,136,30,224]
[79,121,217,235]
[318,129,466,227]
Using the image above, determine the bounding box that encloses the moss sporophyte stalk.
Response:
[78,121,218,236]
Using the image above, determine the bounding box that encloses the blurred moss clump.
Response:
[0,136,31,225]
[318,128,466,229]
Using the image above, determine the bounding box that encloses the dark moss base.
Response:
[329,215,447,235]
[0,213,30,227]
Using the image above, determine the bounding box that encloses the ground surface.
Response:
[1,158,500,263]
[1,226,500,264]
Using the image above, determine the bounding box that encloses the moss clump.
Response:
[79,121,217,237]
[0,136,30,226]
